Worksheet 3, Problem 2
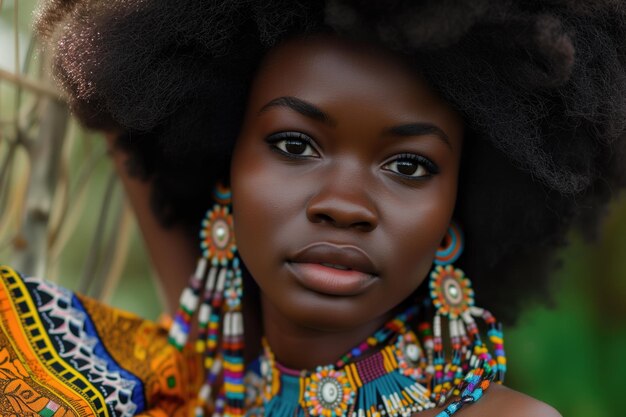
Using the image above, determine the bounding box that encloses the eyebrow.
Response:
[258,95,452,149]
[385,123,452,149]
[258,96,336,125]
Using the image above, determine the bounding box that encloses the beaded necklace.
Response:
[243,304,503,417]
[170,188,506,417]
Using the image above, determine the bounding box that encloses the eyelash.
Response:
[382,153,440,179]
[266,132,439,179]
[266,132,319,158]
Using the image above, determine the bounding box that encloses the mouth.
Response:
[319,263,351,270]
[286,243,379,296]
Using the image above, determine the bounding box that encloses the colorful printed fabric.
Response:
[0,265,203,417]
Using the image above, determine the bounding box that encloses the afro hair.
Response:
[36,0,626,323]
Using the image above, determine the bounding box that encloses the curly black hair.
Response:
[36,0,626,323]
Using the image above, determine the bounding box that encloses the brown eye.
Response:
[395,160,424,176]
[283,139,308,155]
[382,154,438,179]
[269,132,319,157]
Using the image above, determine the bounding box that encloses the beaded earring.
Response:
[423,222,507,406]
[168,184,245,417]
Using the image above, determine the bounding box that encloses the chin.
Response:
[269,285,390,331]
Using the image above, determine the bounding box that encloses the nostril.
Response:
[353,221,375,232]
[312,212,375,232]
[314,213,335,224]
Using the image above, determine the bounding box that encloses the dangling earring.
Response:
[168,183,245,417]
[422,222,506,408]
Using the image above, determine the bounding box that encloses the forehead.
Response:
[246,34,462,129]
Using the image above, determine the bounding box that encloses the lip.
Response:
[287,243,378,296]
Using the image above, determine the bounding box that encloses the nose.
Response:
[306,173,379,232]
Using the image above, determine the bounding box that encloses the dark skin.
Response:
[111,34,561,416]
[231,35,462,368]
[230,35,561,416]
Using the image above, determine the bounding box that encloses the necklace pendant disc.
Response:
[303,366,354,417]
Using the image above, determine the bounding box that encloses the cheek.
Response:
[231,145,271,270]
[383,186,457,291]
[230,138,303,274]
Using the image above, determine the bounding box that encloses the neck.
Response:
[260,294,393,370]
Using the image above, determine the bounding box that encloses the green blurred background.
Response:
[1,1,625,416]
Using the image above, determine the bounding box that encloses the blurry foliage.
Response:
[506,196,626,416]
[1,1,625,416]
[0,0,162,319]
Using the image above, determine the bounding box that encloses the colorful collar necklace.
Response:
[170,188,505,417]
[243,304,504,417]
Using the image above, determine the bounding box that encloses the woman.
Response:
[1,1,624,416]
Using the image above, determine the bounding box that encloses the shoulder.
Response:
[415,383,560,417]
[460,383,562,417]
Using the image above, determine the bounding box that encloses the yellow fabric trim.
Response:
[0,265,108,417]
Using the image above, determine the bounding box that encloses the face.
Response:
[231,35,463,331]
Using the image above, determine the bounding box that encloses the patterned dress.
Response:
[0,265,203,417]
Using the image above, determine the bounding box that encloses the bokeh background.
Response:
[1,2,625,416]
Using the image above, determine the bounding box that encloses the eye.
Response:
[382,154,439,179]
[267,132,319,157]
